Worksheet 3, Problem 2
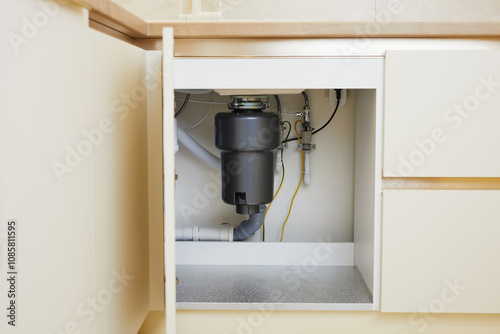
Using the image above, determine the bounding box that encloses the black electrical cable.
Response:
[312,89,341,135]
[284,89,341,143]
[301,91,309,106]
[174,93,191,118]
[274,95,281,113]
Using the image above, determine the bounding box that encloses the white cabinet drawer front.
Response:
[384,50,500,177]
[382,190,500,313]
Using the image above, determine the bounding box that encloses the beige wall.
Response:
[113,0,500,22]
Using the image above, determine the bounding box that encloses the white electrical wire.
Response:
[175,97,227,105]
[181,93,214,131]
[183,103,212,131]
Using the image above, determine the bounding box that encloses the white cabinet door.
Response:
[381,190,500,313]
[163,28,176,334]
[384,50,500,177]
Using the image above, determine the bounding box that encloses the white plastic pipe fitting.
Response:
[275,149,283,172]
[303,150,311,185]
[175,225,234,241]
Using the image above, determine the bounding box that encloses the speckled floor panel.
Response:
[176,265,373,310]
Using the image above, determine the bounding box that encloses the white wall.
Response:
[1,1,151,333]
[174,89,356,242]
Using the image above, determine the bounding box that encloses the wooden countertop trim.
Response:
[147,21,500,39]
[73,0,148,37]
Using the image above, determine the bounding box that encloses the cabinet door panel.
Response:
[384,50,500,177]
[163,28,176,334]
[382,190,500,313]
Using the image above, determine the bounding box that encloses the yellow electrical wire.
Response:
[262,121,291,242]
[280,120,304,242]
[262,159,285,241]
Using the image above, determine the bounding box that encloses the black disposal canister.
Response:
[215,96,280,214]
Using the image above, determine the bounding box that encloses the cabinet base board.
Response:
[176,264,373,311]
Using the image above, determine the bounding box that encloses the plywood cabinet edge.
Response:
[147,22,500,39]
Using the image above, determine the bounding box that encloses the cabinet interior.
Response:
[174,88,380,310]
